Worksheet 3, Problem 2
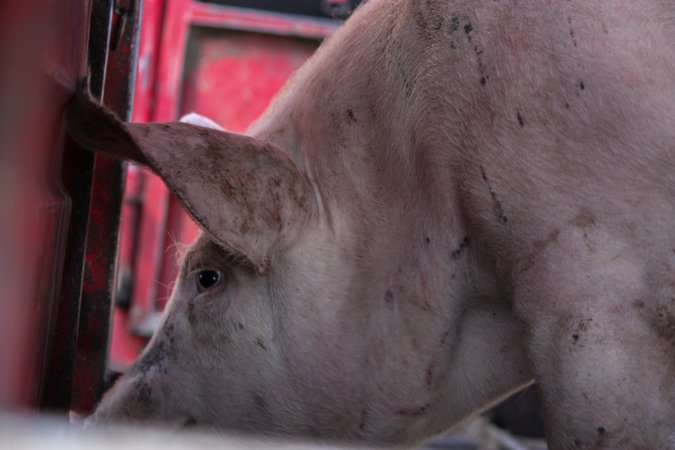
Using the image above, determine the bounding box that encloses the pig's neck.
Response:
[249,0,534,440]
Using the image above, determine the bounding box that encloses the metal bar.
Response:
[39,0,111,413]
[190,3,339,39]
[130,0,167,123]
[69,0,142,414]
[153,0,191,121]
[108,0,166,367]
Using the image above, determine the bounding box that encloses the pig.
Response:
[67,0,675,448]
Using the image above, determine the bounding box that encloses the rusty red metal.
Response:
[182,29,321,132]
[131,0,165,123]
[109,1,337,370]
[68,0,142,414]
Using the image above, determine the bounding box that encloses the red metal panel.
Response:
[182,28,319,132]
[132,0,166,123]
[0,0,89,411]
[155,0,192,122]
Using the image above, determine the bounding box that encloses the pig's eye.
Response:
[196,270,222,293]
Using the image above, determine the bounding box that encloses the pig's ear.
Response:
[67,89,314,275]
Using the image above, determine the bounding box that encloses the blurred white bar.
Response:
[0,413,365,450]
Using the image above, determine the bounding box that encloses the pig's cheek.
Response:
[183,295,233,339]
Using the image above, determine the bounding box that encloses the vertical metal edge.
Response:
[39,0,114,412]
[69,0,143,414]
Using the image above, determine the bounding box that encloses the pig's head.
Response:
[66,89,530,445]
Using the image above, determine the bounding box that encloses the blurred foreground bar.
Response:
[0,413,546,450]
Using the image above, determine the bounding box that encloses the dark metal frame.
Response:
[40,0,142,414]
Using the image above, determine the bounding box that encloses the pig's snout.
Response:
[90,362,192,429]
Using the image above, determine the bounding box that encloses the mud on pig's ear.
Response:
[66,86,315,275]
